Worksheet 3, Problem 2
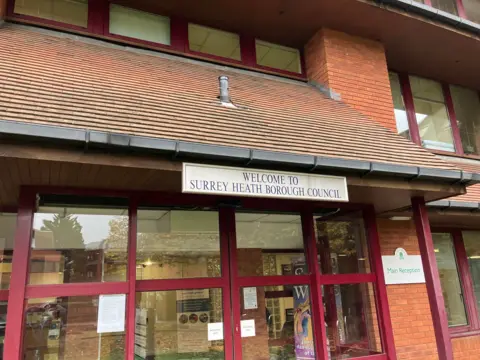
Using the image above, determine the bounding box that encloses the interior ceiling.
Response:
[119,0,480,90]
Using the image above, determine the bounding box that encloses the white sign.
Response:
[183,163,348,202]
[97,294,126,333]
[240,319,256,338]
[243,287,258,310]
[208,322,224,341]
[382,248,425,285]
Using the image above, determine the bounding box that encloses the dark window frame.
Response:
[6,0,306,79]
[432,228,480,338]
[394,72,480,158]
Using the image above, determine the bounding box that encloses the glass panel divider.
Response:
[126,198,137,360]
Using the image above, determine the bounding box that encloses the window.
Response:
[30,201,128,284]
[462,231,480,317]
[256,40,302,73]
[431,0,459,15]
[432,233,467,327]
[14,0,88,27]
[109,5,171,45]
[0,213,16,289]
[188,24,241,61]
[450,85,480,155]
[389,73,410,140]
[390,73,480,155]
[462,0,480,24]
[23,295,125,359]
[410,76,455,152]
[136,209,221,280]
[432,230,480,334]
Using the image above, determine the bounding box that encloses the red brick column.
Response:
[304,28,397,131]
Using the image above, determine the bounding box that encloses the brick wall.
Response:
[305,28,397,131]
[452,335,480,359]
[377,219,439,360]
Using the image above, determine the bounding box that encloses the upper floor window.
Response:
[389,72,480,156]
[188,23,241,61]
[255,40,302,74]
[109,5,171,45]
[431,0,459,15]
[10,1,305,78]
[462,0,480,24]
[389,73,410,140]
[14,0,88,27]
[450,85,480,155]
[409,75,455,152]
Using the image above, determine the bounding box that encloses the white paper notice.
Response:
[240,319,256,338]
[208,322,224,341]
[243,287,258,310]
[97,294,126,333]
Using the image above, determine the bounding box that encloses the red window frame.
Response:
[431,228,480,338]
[395,72,480,158]
[5,0,306,80]
[2,185,396,360]
[423,0,468,19]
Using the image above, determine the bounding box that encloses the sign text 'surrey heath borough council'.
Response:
[182,163,349,202]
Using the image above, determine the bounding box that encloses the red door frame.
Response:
[3,185,396,360]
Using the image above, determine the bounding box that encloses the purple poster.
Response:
[293,261,315,359]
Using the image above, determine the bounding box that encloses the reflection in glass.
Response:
[135,289,224,359]
[30,205,128,285]
[14,0,88,27]
[462,231,480,319]
[241,285,315,360]
[110,4,171,45]
[433,233,467,327]
[450,85,480,155]
[0,213,16,289]
[136,209,221,280]
[0,301,6,359]
[236,213,306,277]
[23,296,125,360]
[462,0,480,24]
[431,0,458,15]
[389,72,410,139]
[315,213,370,274]
[323,283,382,359]
[409,76,455,152]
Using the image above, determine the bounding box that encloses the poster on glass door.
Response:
[292,260,315,359]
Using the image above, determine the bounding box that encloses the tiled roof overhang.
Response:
[0,24,479,188]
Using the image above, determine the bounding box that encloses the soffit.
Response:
[0,25,459,172]
[119,0,480,90]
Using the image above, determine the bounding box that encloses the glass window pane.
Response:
[0,301,7,359]
[136,289,224,359]
[315,212,370,274]
[410,76,455,152]
[388,72,410,140]
[14,0,88,27]
[433,233,468,327]
[109,4,171,45]
[30,204,128,284]
[256,40,301,73]
[431,0,458,15]
[236,213,306,277]
[240,285,315,359]
[0,213,16,289]
[463,0,480,24]
[137,209,221,280]
[462,231,480,319]
[323,283,382,359]
[23,296,125,359]
[189,24,241,61]
[450,85,480,155]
